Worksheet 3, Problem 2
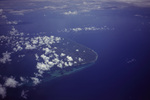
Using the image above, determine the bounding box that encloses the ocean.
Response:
[1,8,150,100]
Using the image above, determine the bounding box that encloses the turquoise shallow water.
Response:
[43,62,96,82]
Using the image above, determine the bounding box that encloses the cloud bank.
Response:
[29,0,150,8]
[0,0,150,16]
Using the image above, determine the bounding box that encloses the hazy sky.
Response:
[0,0,150,16]
[27,0,150,7]
[1,0,150,8]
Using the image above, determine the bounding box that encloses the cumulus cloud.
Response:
[36,62,49,71]
[43,48,52,54]
[72,28,82,32]
[66,56,73,62]
[35,54,39,61]
[4,77,19,88]
[76,49,79,52]
[21,90,29,99]
[57,63,63,68]
[0,84,6,99]
[20,77,28,83]
[58,26,114,33]
[64,11,78,15]
[25,43,36,50]
[13,45,23,52]
[64,62,69,67]
[41,54,49,63]
[68,62,73,66]
[31,77,41,85]
[60,53,66,57]
[6,20,21,25]
[78,57,83,62]
[52,58,60,65]
[0,51,12,64]
[9,26,19,35]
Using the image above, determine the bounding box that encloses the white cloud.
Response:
[0,9,7,19]
[31,77,41,85]
[0,0,149,20]
[66,56,73,62]
[0,9,3,15]
[35,54,39,61]
[21,90,29,99]
[54,53,59,57]
[57,63,63,68]
[36,62,49,71]
[78,57,83,62]
[18,54,25,58]
[25,43,36,50]
[100,0,150,7]
[13,44,23,52]
[1,15,7,19]
[20,77,28,83]
[6,20,21,25]
[20,77,25,82]
[9,26,19,35]
[85,27,98,31]
[9,9,33,15]
[60,53,66,57]
[31,38,38,45]
[43,36,51,44]
[74,61,77,64]
[52,58,60,64]
[55,37,61,43]
[64,62,69,67]
[43,48,52,54]
[68,62,73,66]
[47,61,55,67]
[72,28,82,32]
[4,77,19,88]
[58,26,114,33]
[43,5,67,10]
[64,11,78,15]
[0,84,6,99]
[0,51,12,64]
[76,49,79,52]
[41,54,49,62]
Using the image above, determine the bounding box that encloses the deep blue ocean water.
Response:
[1,8,150,100]
[18,9,150,100]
